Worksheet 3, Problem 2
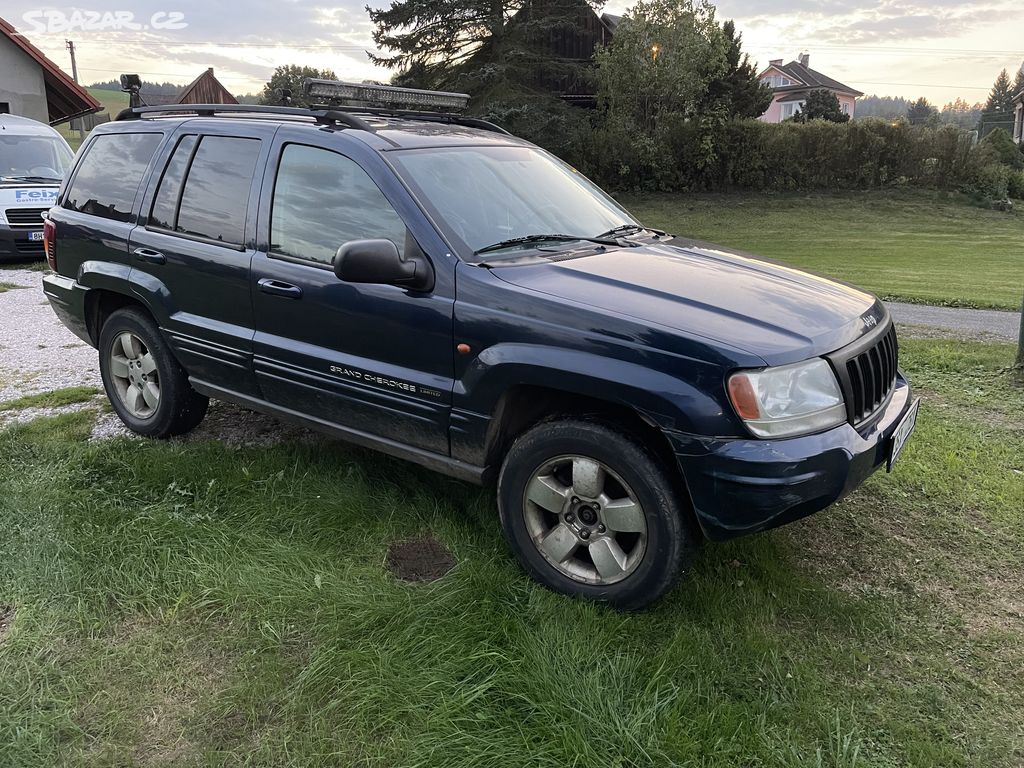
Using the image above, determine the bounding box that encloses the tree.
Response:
[260,65,338,108]
[789,89,850,123]
[700,20,773,119]
[978,68,1015,137]
[594,0,729,135]
[367,0,602,99]
[941,97,983,129]
[906,96,939,126]
[1014,64,1024,99]
[979,127,1024,170]
[855,94,911,120]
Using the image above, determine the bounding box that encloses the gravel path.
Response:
[885,301,1021,343]
[1,267,1019,438]
[0,268,321,445]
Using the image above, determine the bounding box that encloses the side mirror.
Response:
[333,239,434,292]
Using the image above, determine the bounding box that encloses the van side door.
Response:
[249,131,457,455]
[129,121,277,397]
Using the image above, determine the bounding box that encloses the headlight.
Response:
[727,358,846,438]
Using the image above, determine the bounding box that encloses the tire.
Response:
[98,307,208,438]
[497,418,698,610]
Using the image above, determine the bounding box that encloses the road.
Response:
[885,301,1021,342]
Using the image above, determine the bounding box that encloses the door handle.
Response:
[133,247,166,265]
[258,278,303,299]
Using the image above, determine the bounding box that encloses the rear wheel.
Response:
[498,419,698,610]
[98,307,208,438]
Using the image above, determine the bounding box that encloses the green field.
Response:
[58,87,130,151]
[627,191,1024,310]
[1,339,1022,767]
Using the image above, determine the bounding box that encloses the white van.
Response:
[0,114,74,261]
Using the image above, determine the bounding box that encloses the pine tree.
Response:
[367,0,603,99]
[907,96,938,126]
[701,20,773,119]
[979,68,1015,137]
[1013,64,1024,97]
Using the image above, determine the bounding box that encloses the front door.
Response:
[250,138,455,455]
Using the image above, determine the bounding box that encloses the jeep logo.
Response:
[862,315,878,329]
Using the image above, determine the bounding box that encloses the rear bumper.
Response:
[42,273,93,346]
[670,374,914,541]
[0,224,46,261]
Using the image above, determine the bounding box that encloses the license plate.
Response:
[28,231,44,242]
[887,398,920,472]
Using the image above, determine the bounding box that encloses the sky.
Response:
[10,1,1024,105]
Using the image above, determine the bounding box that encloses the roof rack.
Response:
[115,104,375,132]
[114,98,509,136]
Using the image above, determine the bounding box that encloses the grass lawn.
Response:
[626,191,1024,310]
[1,339,1022,766]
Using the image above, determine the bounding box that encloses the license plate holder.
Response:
[887,398,920,472]
[28,231,44,242]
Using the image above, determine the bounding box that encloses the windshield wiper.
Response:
[0,175,62,183]
[596,223,666,239]
[475,233,621,256]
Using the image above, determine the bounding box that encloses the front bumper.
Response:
[670,374,914,541]
[0,224,45,261]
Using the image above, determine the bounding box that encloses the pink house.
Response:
[757,53,863,123]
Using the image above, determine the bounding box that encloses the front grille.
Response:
[15,239,44,255]
[829,323,899,425]
[5,208,48,226]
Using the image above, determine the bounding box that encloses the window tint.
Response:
[64,133,162,222]
[271,144,406,265]
[150,135,197,230]
[175,136,260,246]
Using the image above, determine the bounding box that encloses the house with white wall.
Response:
[757,53,862,123]
[1013,87,1023,144]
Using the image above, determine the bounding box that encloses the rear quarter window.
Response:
[63,133,163,222]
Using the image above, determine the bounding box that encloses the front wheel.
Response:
[497,419,698,610]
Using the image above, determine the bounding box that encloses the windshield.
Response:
[0,134,74,182]
[389,145,637,260]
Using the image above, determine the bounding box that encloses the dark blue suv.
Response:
[42,81,918,609]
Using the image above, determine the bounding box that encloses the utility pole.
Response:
[66,40,82,139]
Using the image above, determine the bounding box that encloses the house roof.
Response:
[175,68,238,105]
[765,59,863,98]
[0,15,102,125]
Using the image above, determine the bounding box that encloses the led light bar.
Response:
[303,78,470,111]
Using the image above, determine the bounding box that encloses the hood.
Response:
[489,238,884,364]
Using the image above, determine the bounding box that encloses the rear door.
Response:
[250,133,456,455]
[130,122,277,397]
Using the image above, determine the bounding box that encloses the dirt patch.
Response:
[386,535,457,583]
[0,604,14,641]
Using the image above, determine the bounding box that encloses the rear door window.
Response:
[63,133,163,222]
[149,135,261,248]
[177,136,260,246]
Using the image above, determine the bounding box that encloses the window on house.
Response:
[781,101,804,119]
[842,102,850,115]
[762,75,794,88]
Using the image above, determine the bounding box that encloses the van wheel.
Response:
[98,307,208,438]
[497,419,698,610]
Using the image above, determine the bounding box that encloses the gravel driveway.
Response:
[0,268,320,445]
[1,267,1020,436]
